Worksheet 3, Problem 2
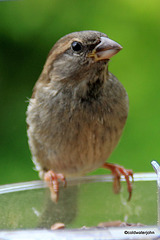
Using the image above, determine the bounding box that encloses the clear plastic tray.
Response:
[0,170,159,240]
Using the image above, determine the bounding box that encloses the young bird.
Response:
[26,31,133,202]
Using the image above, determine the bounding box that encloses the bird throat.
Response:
[85,77,104,100]
[80,63,108,103]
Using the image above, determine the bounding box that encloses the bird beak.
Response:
[88,37,122,61]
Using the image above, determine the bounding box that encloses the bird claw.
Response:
[44,170,66,202]
[103,163,133,201]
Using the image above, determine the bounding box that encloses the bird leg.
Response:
[44,170,66,202]
[103,163,133,201]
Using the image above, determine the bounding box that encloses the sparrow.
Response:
[26,30,133,202]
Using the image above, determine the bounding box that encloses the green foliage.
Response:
[0,0,160,184]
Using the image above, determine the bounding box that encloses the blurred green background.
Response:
[0,0,160,184]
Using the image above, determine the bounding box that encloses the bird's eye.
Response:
[71,41,83,52]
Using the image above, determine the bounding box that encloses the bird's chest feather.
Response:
[34,83,120,149]
[27,77,128,175]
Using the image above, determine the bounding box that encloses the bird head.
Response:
[41,31,122,86]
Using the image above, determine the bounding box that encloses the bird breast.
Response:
[26,74,128,177]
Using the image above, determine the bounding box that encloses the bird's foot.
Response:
[44,170,66,202]
[103,163,133,201]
